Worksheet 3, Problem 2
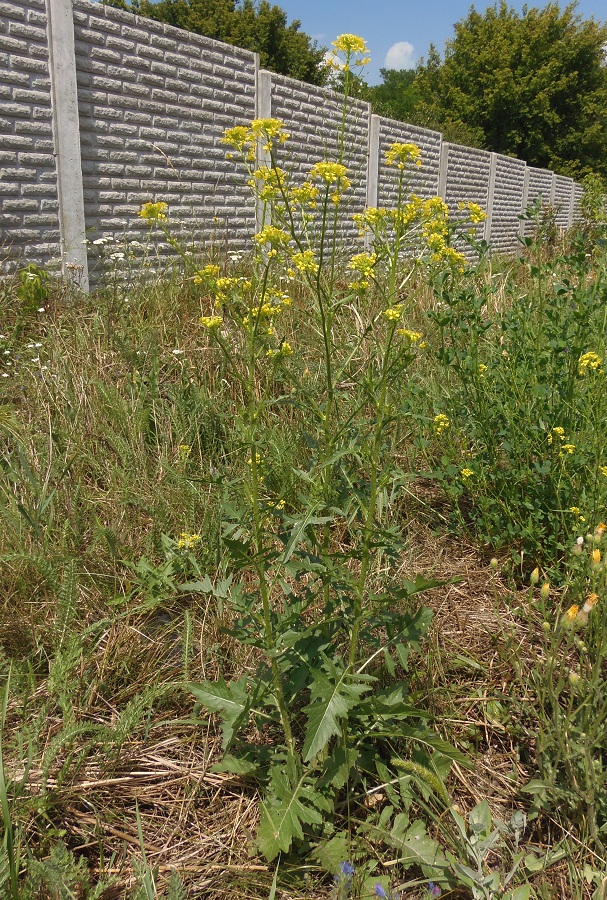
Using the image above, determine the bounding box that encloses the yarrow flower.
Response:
[138,201,168,222]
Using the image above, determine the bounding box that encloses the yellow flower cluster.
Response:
[565,592,599,627]
[397,328,424,347]
[309,162,351,203]
[578,351,602,375]
[291,249,319,275]
[601,466,607,478]
[249,166,288,201]
[458,201,487,223]
[547,426,565,445]
[177,532,201,549]
[138,201,168,222]
[266,341,293,359]
[433,413,450,435]
[221,118,289,160]
[253,225,291,257]
[200,315,223,329]
[383,305,403,322]
[461,468,474,480]
[347,251,376,290]
[330,34,371,69]
[385,142,422,170]
[289,182,319,208]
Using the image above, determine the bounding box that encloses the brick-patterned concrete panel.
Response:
[270,73,369,247]
[444,143,491,243]
[0,0,59,268]
[553,174,573,228]
[377,118,441,208]
[523,167,554,236]
[491,154,526,254]
[572,183,584,223]
[73,0,257,259]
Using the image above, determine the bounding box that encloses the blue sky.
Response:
[274,0,607,84]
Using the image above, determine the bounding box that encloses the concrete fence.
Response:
[0,0,582,291]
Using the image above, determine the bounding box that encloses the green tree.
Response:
[368,68,420,122]
[413,2,607,178]
[103,0,329,85]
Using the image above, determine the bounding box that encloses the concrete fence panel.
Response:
[0,0,60,267]
[0,0,585,283]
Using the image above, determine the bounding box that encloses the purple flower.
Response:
[375,884,388,898]
[427,884,441,897]
[339,861,355,878]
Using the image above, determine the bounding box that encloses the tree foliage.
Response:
[103,0,329,85]
[413,2,607,178]
[368,68,420,123]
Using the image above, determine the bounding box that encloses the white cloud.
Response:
[384,41,415,70]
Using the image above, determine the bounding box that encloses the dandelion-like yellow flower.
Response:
[584,592,599,611]
[592,548,601,565]
[578,351,602,375]
[565,604,579,622]
[433,413,450,435]
[385,142,422,170]
[540,582,550,600]
[138,201,168,222]
[200,315,223,329]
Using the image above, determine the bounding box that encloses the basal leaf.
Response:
[257,766,324,860]
[189,677,250,748]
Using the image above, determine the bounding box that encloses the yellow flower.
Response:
[177,532,201,549]
[458,201,487,223]
[530,567,540,586]
[547,427,565,445]
[540,582,550,600]
[331,34,371,69]
[565,604,579,622]
[600,466,607,478]
[578,351,602,375]
[200,315,223,329]
[592,548,601,565]
[461,468,474,480]
[433,413,450,435]
[584,592,599,611]
[291,250,319,274]
[309,162,351,192]
[253,226,291,252]
[138,201,168,222]
[397,329,423,343]
[247,452,261,466]
[289,182,319,207]
[383,305,402,322]
[478,363,488,376]
[385,142,422,170]
[221,126,250,151]
[561,443,576,455]
[178,444,191,460]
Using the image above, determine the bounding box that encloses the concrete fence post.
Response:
[484,151,498,243]
[437,139,448,201]
[46,0,88,290]
[519,167,530,238]
[255,63,272,233]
